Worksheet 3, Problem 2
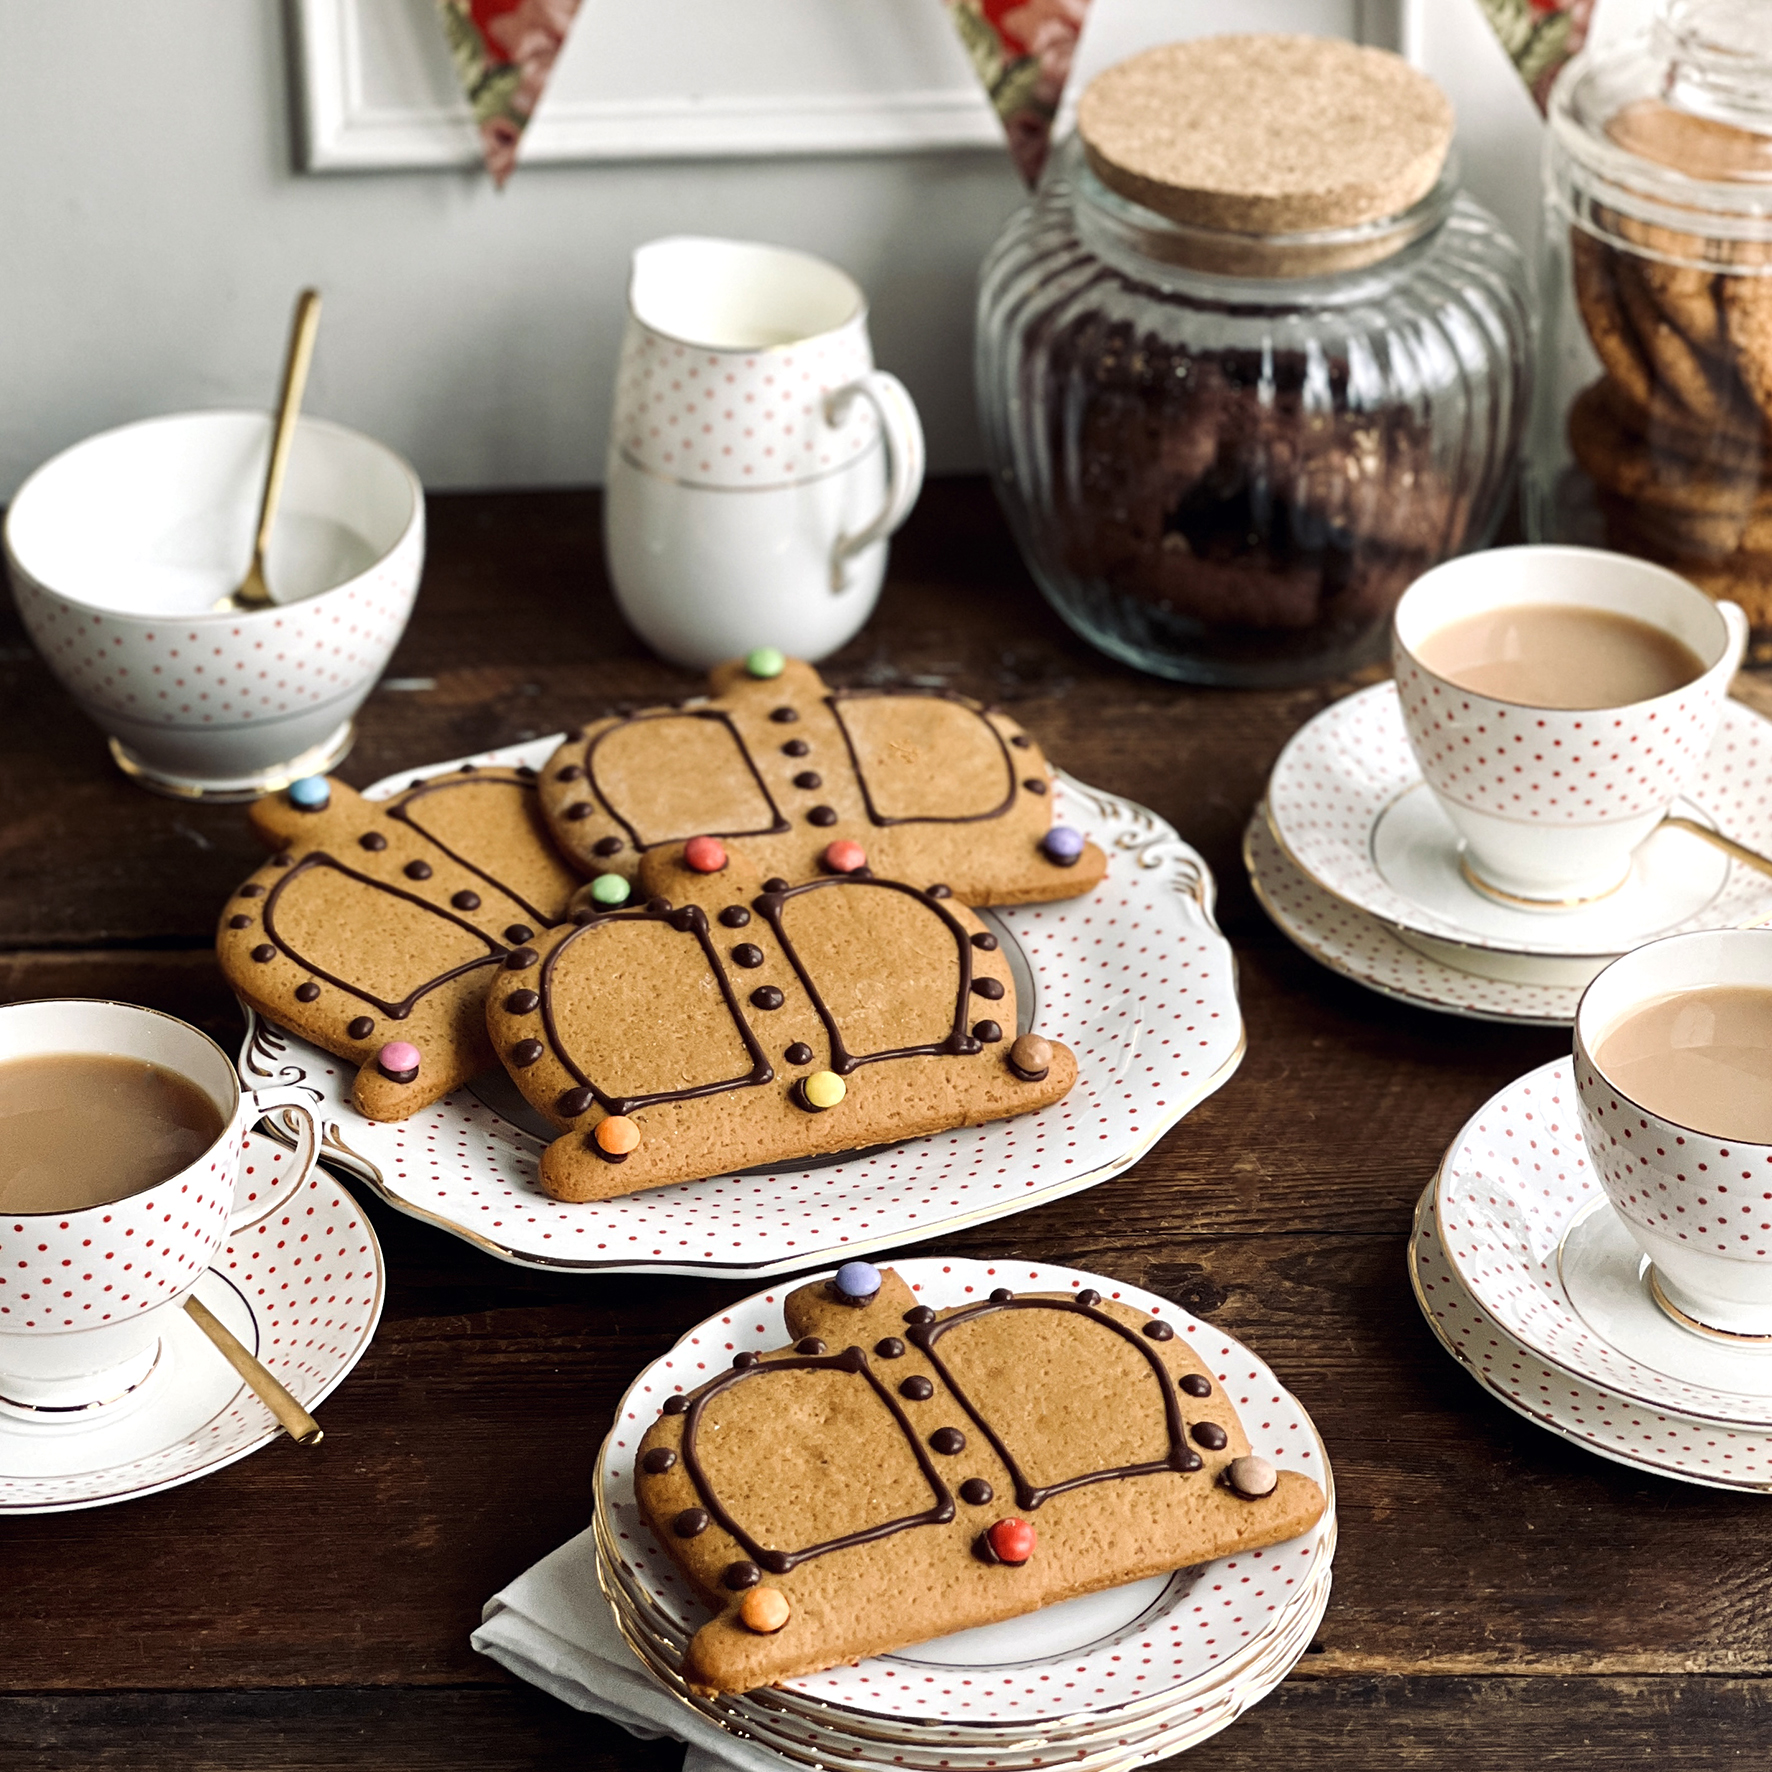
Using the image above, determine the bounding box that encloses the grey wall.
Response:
[0,1,1024,498]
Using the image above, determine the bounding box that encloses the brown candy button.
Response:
[1008,1035,1052,1082]
[1227,1455,1278,1499]
[740,1587,791,1633]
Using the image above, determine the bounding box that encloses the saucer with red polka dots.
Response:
[1266,683,1772,975]
[1435,1059,1772,1430]
[0,1140,383,1513]
[236,741,1243,1279]
[590,1257,1334,1764]
[1412,1179,1772,1492]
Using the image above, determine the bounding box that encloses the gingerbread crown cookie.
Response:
[634,1266,1326,1695]
[217,767,579,1120]
[536,652,1107,905]
[486,837,1074,1201]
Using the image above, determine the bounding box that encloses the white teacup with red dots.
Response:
[1574,930,1772,1340]
[0,1000,319,1423]
[1392,547,1746,908]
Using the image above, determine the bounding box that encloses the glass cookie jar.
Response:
[1529,0,1772,647]
[977,36,1534,687]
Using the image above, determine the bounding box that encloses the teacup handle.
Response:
[1719,599,1750,672]
[232,1085,321,1233]
[825,370,926,591]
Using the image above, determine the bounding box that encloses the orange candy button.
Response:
[595,1115,641,1155]
[740,1586,791,1633]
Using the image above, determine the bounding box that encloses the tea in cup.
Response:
[1392,546,1747,905]
[0,1000,318,1419]
[1575,929,1772,1337]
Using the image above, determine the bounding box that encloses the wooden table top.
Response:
[2,479,1768,1769]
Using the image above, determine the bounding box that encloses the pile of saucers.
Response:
[1413,1057,1772,1491]
[1247,681,1772,1028]
[591,1257,1336,1770]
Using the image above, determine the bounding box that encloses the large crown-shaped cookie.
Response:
[487,841,1074,1200]
[217,767,579,1119]
[536,657,1107,904]
[635,1268,1326,1695]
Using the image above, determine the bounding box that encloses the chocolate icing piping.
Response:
[908,1297,1197,1510]
[260,853,505,1019]
[825,690,1018,829]
[386,774,566,927]
[537,901,774,1115]
[678,1345,955,1574]
[581,711,790,851]
[753,877,981,1075]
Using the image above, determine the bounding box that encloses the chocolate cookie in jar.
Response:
[1530,0,1772,647]
[977,35,1533,688]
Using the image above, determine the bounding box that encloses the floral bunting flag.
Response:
[435,0,583,185]
[1471,0,1595,112]
[944,0,1088,186]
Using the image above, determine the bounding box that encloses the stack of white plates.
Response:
[1247,681,1772,1028]
[592,1257,1336,1769]
[1414,1058,1772,1491]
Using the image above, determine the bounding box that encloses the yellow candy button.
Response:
[802,1070,846,1110]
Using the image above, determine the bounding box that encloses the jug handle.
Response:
[825,371,926,592]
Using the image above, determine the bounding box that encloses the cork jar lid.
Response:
[1078,35,1455,237]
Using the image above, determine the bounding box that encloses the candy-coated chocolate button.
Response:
[987,1518,1035,1565]
[287,775,330,810]
[377,1041,421,1083]
[821,838,867,873]
[745,647,786,679]
[739,1587,791,1633]
[640,1447,676,1474]
[1228,1455,1277,1498]
[802,1071,845,1110]
[684,835,728,873]
[1041,825,1086,864]
[834,1260,881,1301]
[1008,1035,1052,1081]
[595,1115,640,1156]
[1179,1371,1210,1395]
[1192,1421,1228,1451]
[590,873,630,906]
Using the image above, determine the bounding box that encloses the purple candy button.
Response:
[833,1261,881,1302]
[1041,825,1085,864]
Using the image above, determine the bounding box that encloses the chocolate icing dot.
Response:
[807,805,837,827]
[641,1447,677,1474]
[990,1287,1014,1302]
[795,1338,826,1356]
[566,727,584,743]
[556,765,585,782]
[750,986,784,1010]
[227,914,251,930]
[571,906,597,925]
[782,738,810,756]
[1145,1321,1176,1343]
[971,977,1005,1000]
[272,853,293,867]
[645,898,671,915]
[510,1039,544,1067]
[930,1427,966,1455]
[358,833,386,852]
[1076,1288,1101,1307]
[403,860,432,881]
[517,765,536,779]
[347,1016,374,1040]
[970,932,999,951]
[505,924,534,944]
[719,906,751,928]
[733,1351,760,1370]
[784,1042,814,1066]
[874,1337,905,1358]
[793,771,822,790]
[899,1376,934,1401]
[295,982,320,1002]
[1179,1448,1204,1472]
[1023,778,1048,795]
[451,890,481,911]
[674,1508,709,1537]
[250,944,275,963]
[592,836,623,857]
[731,943,765,968]
[763,877,790,894]
[769,707,799,724]
[557,1086,595,1117]
[1191,1421,1228,1451]
[564,802,594,821]
[505,947,539,970]
[238,884,265,898]
[661,1394,690,1415]
[904,1306,935,1326]
[758,1550,792,1575]
[960,1478,994,1505]
[927,884,952,899]
[723,1561,762,1590]
[505,989,540,1014]
[972,1020,1003,1043]
[1010,734,1032,749]
[1179,1372,1210,1395]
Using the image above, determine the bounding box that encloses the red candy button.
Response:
[821,839,867,874]
[683,836,728,873]
[987,1518,1035,1565]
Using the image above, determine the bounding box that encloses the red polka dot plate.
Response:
[1267,683,1772,972]
[1412,1181,1772,1491]
[593,1258,1334,1738]
[1437,1059,1772,1427]
[0,1137,384,1513]
[237,745,1243,1277]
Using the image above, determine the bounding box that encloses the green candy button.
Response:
[745,647,786,680]
[590,873,631,906]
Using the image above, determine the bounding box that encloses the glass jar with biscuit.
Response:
[1530,0,1772,655]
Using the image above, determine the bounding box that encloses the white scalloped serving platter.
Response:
[593,1257,1334,1731]
[237,742,1243,1278]
[1411,1182,1772,1493]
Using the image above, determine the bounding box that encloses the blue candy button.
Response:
[287,776,331,810]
